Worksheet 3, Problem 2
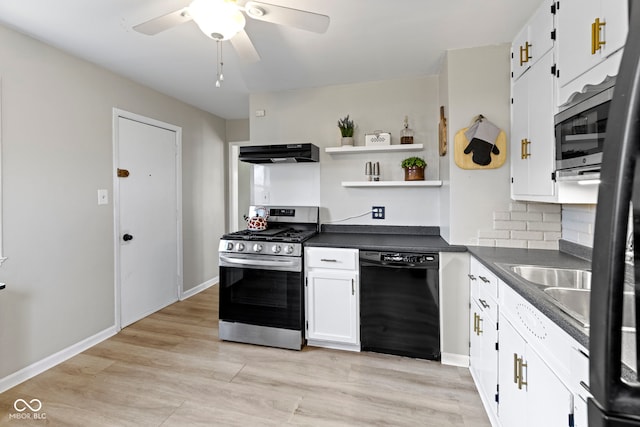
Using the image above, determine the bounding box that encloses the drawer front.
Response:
[472,288,498,321]
[470,257,499,301]
[306,247,358,270]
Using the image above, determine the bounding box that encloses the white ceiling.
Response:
[0,0,543,120]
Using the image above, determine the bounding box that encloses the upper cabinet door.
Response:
[557,0,628,90]
[512,0,555,81]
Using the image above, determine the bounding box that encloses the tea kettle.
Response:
[244,206,269,231]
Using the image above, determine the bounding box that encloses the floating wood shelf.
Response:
[341,180,443,188]
[325,144,424,154]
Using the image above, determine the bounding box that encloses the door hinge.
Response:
[551,2,557,14]
[305,320,308,330]
[569,413,575,427]
[495,342,499,351]
[495,384,499,403]
[551,64,557,75]
[552,171,557,181]
[511,177,514,184]
[305,277,308,286]
[551,29,556,40]
[511,97,514,104]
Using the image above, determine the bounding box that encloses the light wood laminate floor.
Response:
[0,285,490,426]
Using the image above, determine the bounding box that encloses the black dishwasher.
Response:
[360,251,440,360]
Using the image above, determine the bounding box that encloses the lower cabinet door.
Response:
[499,314,573,426]
[306,270,359,345]
[498,315,528,426]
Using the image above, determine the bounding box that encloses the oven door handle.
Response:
[220,254,299,269]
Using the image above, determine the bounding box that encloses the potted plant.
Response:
[401,156,427,181]
[337,114,355,146]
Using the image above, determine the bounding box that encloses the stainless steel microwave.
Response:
[554,81,615,181]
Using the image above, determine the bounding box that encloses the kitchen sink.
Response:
[543,287,636,331]
[509,265,591,289]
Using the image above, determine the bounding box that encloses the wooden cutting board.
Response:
[454,127,507,170]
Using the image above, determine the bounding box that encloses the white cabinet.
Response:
[498,281,577,427]
[498,314,573,427]
[468,257,499,425]
[510,49,557,200]
[305,247,360,351]
[557,0,628,103]
[510,1,557,202]
[511,0,555,80]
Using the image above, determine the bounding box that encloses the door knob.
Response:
[123,234,133,242]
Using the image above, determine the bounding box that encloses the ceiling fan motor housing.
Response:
[188,0,246,41]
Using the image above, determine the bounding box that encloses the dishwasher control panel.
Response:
[360,251,438,267]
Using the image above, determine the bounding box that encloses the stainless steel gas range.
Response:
[218,205,319,350]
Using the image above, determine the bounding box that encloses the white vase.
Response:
[341,136,354,146]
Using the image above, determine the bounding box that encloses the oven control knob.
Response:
[253,244,263,253]
[284,245,294,254]
[272,244,282,254]
[226,242,234,251]
[235,242,245,252]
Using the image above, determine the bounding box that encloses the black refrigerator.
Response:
[589,1,640,425]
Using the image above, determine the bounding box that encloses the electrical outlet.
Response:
[372,206,385,219]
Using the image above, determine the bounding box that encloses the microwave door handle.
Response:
[220,255,297,269]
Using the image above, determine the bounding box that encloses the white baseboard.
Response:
[180,276,218,300]
[441,353,469,367]
[0,325,117,393]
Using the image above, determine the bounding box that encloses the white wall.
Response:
[0,24,226,383]
[443,45,513,245]
[249,77,441,226]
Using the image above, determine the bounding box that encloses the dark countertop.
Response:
[306,225,467,253]
[468,246,636,376]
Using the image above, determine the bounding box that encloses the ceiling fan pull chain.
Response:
[215,39,222,88]
[219,40,224,82]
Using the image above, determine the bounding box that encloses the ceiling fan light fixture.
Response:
[188,0,246,41]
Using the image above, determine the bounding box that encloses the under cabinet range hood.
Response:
[239,143,319,164]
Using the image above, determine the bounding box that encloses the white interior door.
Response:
[115,112,182,328]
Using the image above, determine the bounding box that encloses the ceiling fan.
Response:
[133,0,330,64]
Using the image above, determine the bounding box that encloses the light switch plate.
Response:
[97,189,109,205]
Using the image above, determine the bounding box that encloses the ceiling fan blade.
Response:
[244,1,330,34]
[230,29,261,63]
[133,8,192,35]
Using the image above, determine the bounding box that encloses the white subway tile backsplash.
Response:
[478,202,565,249]
[510,212,543,222]
[528,221,562,232]
[528,240,560,250]
[509,202,528,212]
[543,232,562,241]
[542,213,561,223]
[562,204,596,248]
[511,230,544,240]
[478,230,511,239]
[527,203,562,213]
[495,239,528,248]
[493,212,511,221]
[478,238,496,247]
[494,220,527,231]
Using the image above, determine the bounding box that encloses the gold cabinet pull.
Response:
[476,315,483,335]
[591,18,606,54]
[473,313,478,334]
[519,42,532,66]
[518,358,528,389]
[521,139,531,159]
[513,353,519,384]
